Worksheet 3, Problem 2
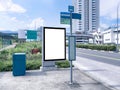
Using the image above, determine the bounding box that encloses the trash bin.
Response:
[13,53,26,76]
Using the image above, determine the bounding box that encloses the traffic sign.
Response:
[60,12,81,19]
[60,12,70,19]
[68,6,74,12]
[60,12,70,24]
[72,13,81,20]
[60,12,81,24]
[60,18,70,24]
[27,30,37,39]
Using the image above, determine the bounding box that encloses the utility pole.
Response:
[117,3,120,52]
[69,6,73,85]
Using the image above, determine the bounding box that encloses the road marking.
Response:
[77,52,120,61]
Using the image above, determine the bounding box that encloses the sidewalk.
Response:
[73,56,120,90]
[0,68,111,90]
[0,44,16,51]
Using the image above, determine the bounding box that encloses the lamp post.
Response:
[116,3,119,52]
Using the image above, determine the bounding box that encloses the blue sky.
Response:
[0,0,120,31]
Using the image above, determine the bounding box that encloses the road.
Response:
[68,48,120,90]
[76,48,120,66]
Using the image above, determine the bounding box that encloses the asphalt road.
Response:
[75,48,120,66]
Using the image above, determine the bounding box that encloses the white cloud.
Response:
[100,23,109,29]
[0,27,5,30]
[100,0,120,19]
[0,0,26,13]
[0,13,27,31]
[40,0,54,5]
[27,18,44,29]
[11,17,17,21]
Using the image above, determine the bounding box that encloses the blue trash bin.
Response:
[13,53,26,76]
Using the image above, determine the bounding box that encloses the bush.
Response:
[26,60,41,70]
[55,60,71,68]
[0,61,12,71]
[0,42,42,72]
[0,60,41,72]
[76,44,116,51]
[0,50,9,60]
[27,54,42,60]
[0,42,70,72]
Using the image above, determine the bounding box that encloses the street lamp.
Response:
[116,3,119,52]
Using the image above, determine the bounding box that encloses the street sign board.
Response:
[72,13,81,20]
[60,18,70,24]
[68,6,74,12]
[60,12,70,18]
[68,36,76,61]
[60,12,70,24]
[27,30,37,39]
[43,27,66,61]
[60,12,81,24]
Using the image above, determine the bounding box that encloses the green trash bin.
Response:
[13,53,26,76]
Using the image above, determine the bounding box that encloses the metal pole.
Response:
[2,35,3,48]
[70,11,73,84]
[117,4,119,52]
[1,36,3,48]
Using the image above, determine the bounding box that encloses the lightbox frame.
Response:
[43,27,66,61]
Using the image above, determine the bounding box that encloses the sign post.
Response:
[69,5,74,84]
[60,5,81,84]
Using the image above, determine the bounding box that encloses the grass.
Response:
[26,59,41,70]
[0,38,2,49]
[55,60,71,68]
[0,60,12,71]
[0,42,70,72]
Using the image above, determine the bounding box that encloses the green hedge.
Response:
[76,44,116,51]
[55,60,70,68]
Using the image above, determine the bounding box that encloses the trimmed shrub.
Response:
[76,44,116,51]
[55,60,71,68]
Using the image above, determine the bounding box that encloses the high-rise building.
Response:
[72,0,99,33]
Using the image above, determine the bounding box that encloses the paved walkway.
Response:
[73,56,120,90]
[0,68,111,90]
[0,44,16,51]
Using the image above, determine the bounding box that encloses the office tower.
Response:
[72,0,99,33]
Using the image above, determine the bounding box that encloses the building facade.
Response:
[92,31,103,44]
[102,28,120,44]
[72,0,99,33]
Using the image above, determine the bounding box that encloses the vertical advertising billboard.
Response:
[43,27,66,61]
